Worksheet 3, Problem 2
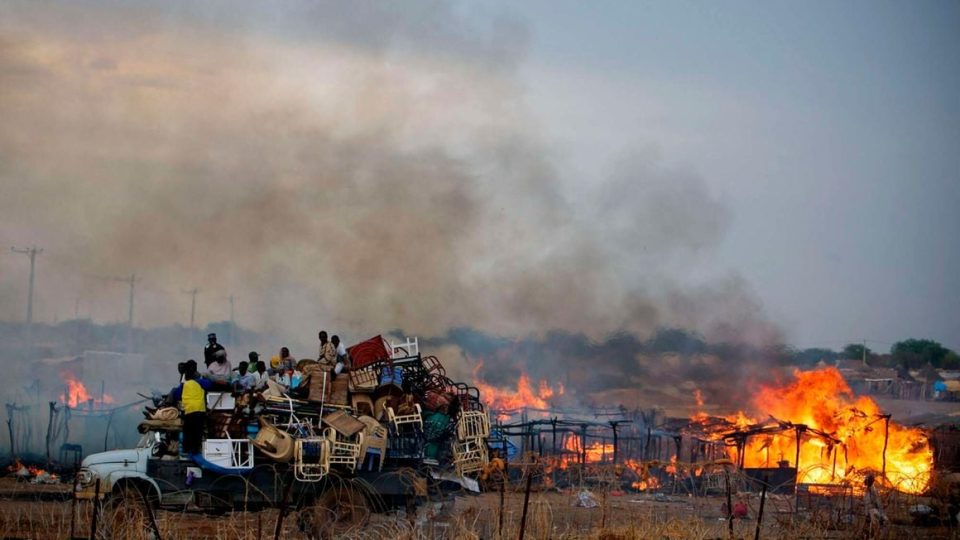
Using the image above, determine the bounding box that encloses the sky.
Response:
[0,0,957,352]
[498,0,960,350]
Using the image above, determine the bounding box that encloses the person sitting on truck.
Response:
[180,364,207,455]
[233,361,256,392]
[331,335,350,375]
[206,349,232,386]
[254,360,269,388]
[318,331,337,367]
[278,347,296,373]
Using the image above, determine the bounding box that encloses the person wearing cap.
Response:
[204,333,225,368]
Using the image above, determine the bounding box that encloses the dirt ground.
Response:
[0,477,956,539]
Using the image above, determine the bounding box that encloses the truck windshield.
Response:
[136,432,158,449]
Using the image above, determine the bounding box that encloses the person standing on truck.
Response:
[204,333,226,368]
[180,363,207,455]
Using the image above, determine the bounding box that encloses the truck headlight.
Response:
[76,468,94,486]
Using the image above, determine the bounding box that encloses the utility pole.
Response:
[228,294,236,346]
[11,245,43,353]
[182,288,199,341]
[862,339,867,367]
[96,274,137,353]
[123,274,136,353]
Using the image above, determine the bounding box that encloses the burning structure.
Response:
[480,364,935,498]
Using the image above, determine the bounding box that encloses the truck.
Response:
[74,336,489,537]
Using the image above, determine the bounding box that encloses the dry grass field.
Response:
[0,476,956,539]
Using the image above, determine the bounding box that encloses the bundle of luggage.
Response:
[142,335,491,481]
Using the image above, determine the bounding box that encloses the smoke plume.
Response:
[1,1,780,393]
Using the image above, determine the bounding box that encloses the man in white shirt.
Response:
[331,335,350,375]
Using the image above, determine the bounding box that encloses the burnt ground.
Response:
[0,478,956,539]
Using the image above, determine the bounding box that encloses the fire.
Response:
[564,437,614,463]
[472,361,563,415]
[695,368,933,494]
[59,372,115,408]
[7,459,60,483]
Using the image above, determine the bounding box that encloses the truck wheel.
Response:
[299,485,371,539]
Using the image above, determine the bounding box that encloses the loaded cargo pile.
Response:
[139,335,491,486]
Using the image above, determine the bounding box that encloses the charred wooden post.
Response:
[45,401,56,464]
[831,445,837,481]
[724,467,734,538]
[611,422,619,465]
[793,424,806,516]
[69,464,79,539]
[273,473,294,540]
[498,463,506,537]
[551,417,557,455]
[90,478,101,540]
[6,403,16,457]
[881,414,890,483]
[754,475,768,540]
[137,484,162,540]
[645,426,652,460]
[518,459,534,540]
[579,424,587,465]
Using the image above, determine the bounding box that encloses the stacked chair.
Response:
[151,335,492,484]
[452,410,491,476]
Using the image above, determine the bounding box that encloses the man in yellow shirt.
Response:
[181,364,207,455]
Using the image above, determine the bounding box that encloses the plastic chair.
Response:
[324,427,363,471]
[250,417,295,463]
[357,416,389,471]
[294,436,330,482]
[386,404,423,433]
[456,411,491,440]
[452,437,488,476]
[351,394,375,417]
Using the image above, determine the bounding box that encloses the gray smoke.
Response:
[0,1,780,381]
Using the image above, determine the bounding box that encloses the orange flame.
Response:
[564,436,615,463]
[472,361,563,416]
[692,367,932,494]
[59,373,115,408]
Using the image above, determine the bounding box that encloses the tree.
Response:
[890,339,953,369]
[943,351,960,370]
